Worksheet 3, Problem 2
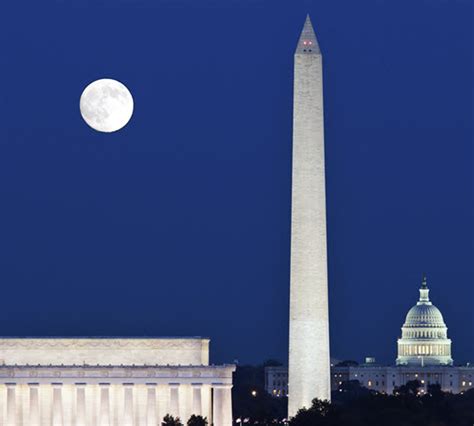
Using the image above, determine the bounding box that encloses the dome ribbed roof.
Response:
[402,275,447,329]
[404,303,445,327]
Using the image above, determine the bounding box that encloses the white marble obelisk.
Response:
[288,15,331,417]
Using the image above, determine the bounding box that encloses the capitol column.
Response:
[191,383,202,416]
[28,383,40,426]
[123,383,134,426]
[99,383,111,426]
[146,383,157,426]
[169,383,180,418]
[6,383,16,426]
[51,383,64,426]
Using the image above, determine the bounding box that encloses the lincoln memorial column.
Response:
[99,383,111,426]
[191,383,202,416]
[123,383,134,426]
[169,384,180,418]
[146,383,157,426]
[75,384,86,426]
[212,384,232,426]
[28,383,40,426]
[6,383,16,426]
[51,384,64,426]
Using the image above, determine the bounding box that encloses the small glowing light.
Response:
[251,390,257,397]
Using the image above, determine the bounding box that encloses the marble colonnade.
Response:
[0,366,234,426]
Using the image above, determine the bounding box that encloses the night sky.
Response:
[0,0,472,366]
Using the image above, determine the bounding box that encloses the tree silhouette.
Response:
[395,379,421,396]
[288,388,474,426]
[162,414,183,426]
[187,415,208,426]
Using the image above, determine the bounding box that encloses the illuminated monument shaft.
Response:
[288,16,331,416]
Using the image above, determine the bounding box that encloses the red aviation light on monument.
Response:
[295,15,321,55]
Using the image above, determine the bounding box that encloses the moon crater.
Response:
[80,78,134,133]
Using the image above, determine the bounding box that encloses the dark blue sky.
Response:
[0,0,472,365]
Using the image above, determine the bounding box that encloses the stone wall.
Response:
[0,338,210,366]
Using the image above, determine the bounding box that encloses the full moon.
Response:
[79,78,134,133]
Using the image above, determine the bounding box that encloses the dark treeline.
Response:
[291,381,474,426]
[162,414,208,426]
[233,363,474,426]
[233,360,287,421]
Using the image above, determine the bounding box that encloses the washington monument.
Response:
[288,16,331,416]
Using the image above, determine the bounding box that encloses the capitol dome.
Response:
[405,304,446,328]
[396,275,453,366]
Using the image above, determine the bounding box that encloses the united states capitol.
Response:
[266,275,473,397]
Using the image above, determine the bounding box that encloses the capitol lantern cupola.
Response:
[396,275,453,366]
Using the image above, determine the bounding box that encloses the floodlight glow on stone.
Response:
[289,14,330,416]
[79,78,134,133]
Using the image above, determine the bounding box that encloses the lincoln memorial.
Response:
[0,337,234,425]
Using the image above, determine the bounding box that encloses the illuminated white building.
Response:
[267,361,473,396]
[0,337,234,426]
[267,276,472,397]
[288,15,331,417]
[396,275,453,366]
